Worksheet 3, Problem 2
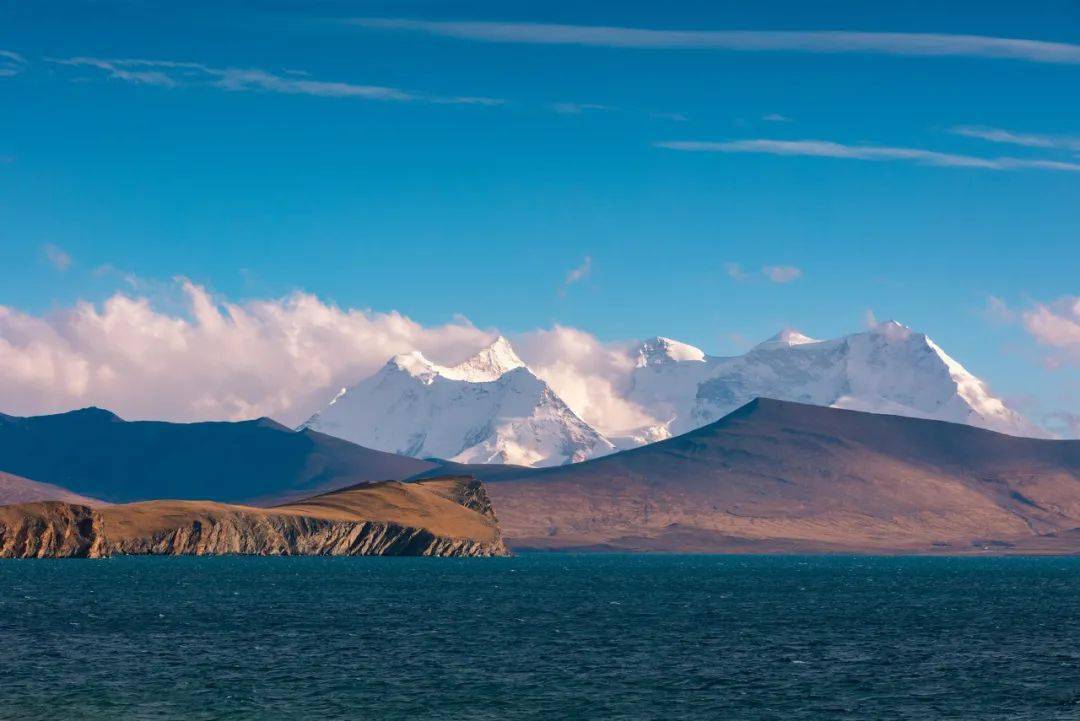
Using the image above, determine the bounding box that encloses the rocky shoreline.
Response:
[0,477,509,559]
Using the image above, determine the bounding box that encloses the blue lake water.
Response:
[1,554,1079,720]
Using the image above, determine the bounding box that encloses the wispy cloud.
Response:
[762,265,802,283]
[560,256,592,295]
[656,139,1080,172]
[950,125,1080,152]
[351,19,1080,65]
[725,262,802,283]
[549,102,612,115]
[565,256,592,284]
[724,262,749,281]
[42,244,72,272]
[762,113,793,122]
[48,57,504,105]
[0,50,26,77]
[984,295,1016,324]
[651,111,688,122]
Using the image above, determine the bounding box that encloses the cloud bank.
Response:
[351,19,1080,64]
[0,281,653,434]
[0,282,493,426]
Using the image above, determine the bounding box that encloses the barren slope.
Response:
[482,399,1080,553]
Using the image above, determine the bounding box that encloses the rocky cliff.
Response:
[0,477,509,558]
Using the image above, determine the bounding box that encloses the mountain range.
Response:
[304,322,1040,467]
[3,398,1077,555]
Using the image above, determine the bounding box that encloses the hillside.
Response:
[478,398,1080,553]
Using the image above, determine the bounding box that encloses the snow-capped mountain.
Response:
[302,337,615,467]
[623,321,1041,440]
[305,322,1041,469]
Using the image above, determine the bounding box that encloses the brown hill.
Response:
[0,476,507,558]
[479,398,1080,553]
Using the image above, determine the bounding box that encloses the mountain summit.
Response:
[303,337,614,467]
[623,321,1039,439]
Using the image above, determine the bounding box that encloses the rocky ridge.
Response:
[0,477,508,559]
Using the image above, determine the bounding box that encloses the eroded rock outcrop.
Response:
[0,477,508,558]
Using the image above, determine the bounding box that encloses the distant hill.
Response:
[0,408,436,504]
[0,470,101,506]
[476,398,1080,553]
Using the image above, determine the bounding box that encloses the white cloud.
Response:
[513,326,658,434]
[351,19,1080,64]
[863,309,879,329]
[43,244,72,272]
[656,139,1080,172]
[0,281,672,437]
[762,113,793,122]
[562,256,592,289]
[0,280,669,435]
[1021,296,1080,366]
[762,265,802,283]
[0,281,494,425]
[0,50,26,77]
[48,57,504,105]
[950,126,1080,151]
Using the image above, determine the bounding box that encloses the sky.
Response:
[0,0,1078,433]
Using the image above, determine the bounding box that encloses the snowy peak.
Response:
[380,336,526,385]
[303,338,614,468]
[623,323,1040,441]
[635,336,706,367]
[385,350,443,383]
[753,328,820,351]
[443,335,526,382]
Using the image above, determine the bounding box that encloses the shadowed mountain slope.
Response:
[0,470,101,506]
[0,408,436,504]
[478,398,1080,553]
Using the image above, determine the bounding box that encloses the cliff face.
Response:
[0,478,509,559]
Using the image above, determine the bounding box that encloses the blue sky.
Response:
[0,0,1078,429]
